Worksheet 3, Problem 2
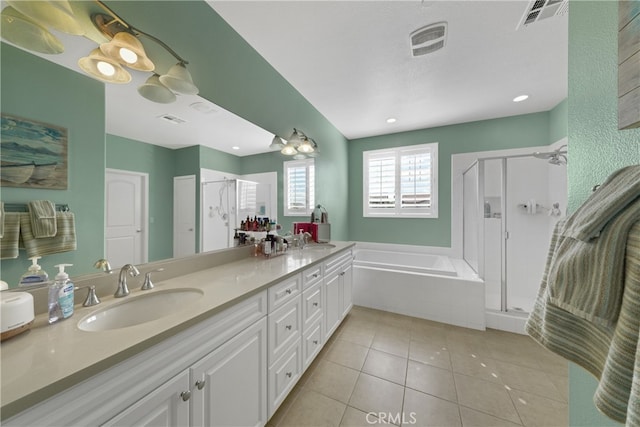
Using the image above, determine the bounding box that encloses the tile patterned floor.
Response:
[267,306,568,427]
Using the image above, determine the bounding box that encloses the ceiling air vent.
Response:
[517,0,568,29]
[157,114,186,125]
[410,22,447,57]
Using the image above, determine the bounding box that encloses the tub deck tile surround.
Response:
[269,306,568,427]
[0,242,355,421]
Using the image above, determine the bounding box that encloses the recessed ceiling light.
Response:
[513,95,529,102]
[386,117,397,124]
[232,146,240,150]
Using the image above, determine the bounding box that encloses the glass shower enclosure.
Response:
[463,153,567,315]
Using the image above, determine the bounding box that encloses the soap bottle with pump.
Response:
[48,264,74,324]
[19,256,49,287]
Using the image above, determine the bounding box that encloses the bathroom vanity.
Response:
[0,242,354,426]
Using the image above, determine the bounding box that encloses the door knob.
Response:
[180,390,191,401]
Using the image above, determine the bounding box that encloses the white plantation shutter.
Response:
[363,143,438,218]
[284,159,315,216]
[238,180,257,211]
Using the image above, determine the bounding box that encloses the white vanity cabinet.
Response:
[323,250,354,340]
[190,318,267,427]
[102,370,191,427]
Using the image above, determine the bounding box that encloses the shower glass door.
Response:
[462,162,480,274]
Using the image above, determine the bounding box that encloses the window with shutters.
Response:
[284,158,315,216]
[363,143,438,218]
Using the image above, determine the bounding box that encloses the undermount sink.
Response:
[304,243,336,250]
[78,288,204,332]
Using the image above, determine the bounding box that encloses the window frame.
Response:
[283,158,315,217]
[362,142,438,218]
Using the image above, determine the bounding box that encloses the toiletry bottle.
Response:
[48,264,74,324]
[19,256,49,287]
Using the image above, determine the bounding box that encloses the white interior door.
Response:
[105,169,148,268]
[174,175,196,258]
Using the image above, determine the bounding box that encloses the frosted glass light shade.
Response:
[138,74,177,104]
[286,129,304,147]
[7,0,84,35]
[160,62,198,95]
[78,48,132,84]
[281,144,298,156]
[1,6,63,54]
[269,136,285,151]
[297,138,315,153]
[101,32,154,72]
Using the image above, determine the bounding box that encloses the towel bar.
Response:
[2,203,70,212]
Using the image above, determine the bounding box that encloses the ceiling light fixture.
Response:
[78,48,132,84]
[6,0,84,35]
[386,117,397,124]
[273,129,319,159]
[0,6,64,55]
[232,146,240,151]
[137,73,176,103]
[513,94,529,102]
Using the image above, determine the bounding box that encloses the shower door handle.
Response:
[504,231,510,240]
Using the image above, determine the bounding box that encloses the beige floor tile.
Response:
[454,374,521,424]
[459,407,522,427]
[305,360,360,403]
[371,333,411,358]
[445,333,491,356]
[406,360,457,402]
[362,349,408,385]
[379,312,414,330]
[349,373,405,417]
[279,389,346,427]
[376,324,412,340]
[339,326,376,348]
[494,360,565,402]
[410,321,448,344]
[509,388,568,427]
[325,339,370,370]
[268,383,303,427]
[340,406,392,426]
[408,340,452,370]
[402,388,462,427]
[546,374,569,402]
[450,352,502,384]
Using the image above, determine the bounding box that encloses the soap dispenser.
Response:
[19,256,49,287]
[48,264,74,324]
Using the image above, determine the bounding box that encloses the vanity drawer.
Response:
[301,264,322,290]
[268,338,302,418]
[268,274,301,312]
[268,296,302,364]
[324,250,353,275]
[302,317,323,371]
[302,281,322,331]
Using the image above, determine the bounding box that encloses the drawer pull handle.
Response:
[180,390,191,402]
[313,340,319,345]
[285,325,292,330]
[313,302,319,307]
[195,380,206,390]
[340,272,346,276]
[312,273,318,278]
[285,289,292,294]
[286,372,292,378]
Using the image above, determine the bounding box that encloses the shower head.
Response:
[533,145,567,165]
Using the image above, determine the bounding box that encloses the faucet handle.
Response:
[141,268,164,291]
[82,286,101,307]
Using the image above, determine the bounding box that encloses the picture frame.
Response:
[0,114,68,189]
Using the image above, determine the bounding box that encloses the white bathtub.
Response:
[354,250,458,277]
[353,247,485,330]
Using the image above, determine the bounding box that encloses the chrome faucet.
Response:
[115,264,140,298]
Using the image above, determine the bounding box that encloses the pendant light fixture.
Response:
[138,74,176,103]
[78,48,132,84]
[0,6,64,54]
[275,129,320,158]
[7,0,84,35]
[297,137,315,154]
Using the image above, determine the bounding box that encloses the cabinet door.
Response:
[102,370,190,427]
[190,318,267,427]
[341,262,353,317]
[324,271,342,340]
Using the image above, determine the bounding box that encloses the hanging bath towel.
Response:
[0,213,21,259]
[20,212,76,257]
[28,200,57,238]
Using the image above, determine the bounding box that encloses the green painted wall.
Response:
[549,98,569,143]
[347,112,552,246]
[0,44,106,286]
[106,135,175,262]
[567,1,640,425]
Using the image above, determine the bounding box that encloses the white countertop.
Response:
[0,242,355,420]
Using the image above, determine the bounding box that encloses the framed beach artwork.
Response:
[0,114,68,189]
